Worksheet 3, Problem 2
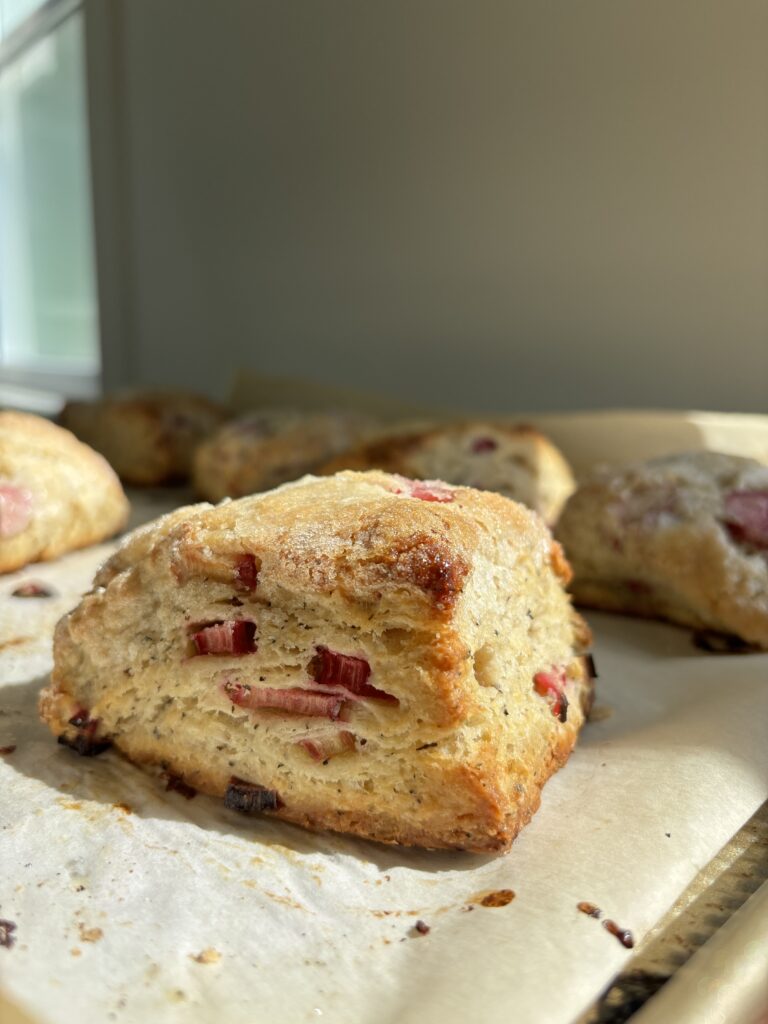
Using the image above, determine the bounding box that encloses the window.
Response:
[0,0,99,411]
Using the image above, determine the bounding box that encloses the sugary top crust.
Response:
[97,470,564,620]
[566,450,768,539]
[192,409,378,499]
[205,408,371,443]
[320,421,566,474]
[0,411,124,482]
[589,450,768,492]
[62,391,225,417]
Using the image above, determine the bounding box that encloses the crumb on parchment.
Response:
[0,920,17,948]
[190,948,221,964]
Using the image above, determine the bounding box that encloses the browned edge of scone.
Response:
[318,421,547,476]
[556,451,768,650]
[0,411,130,574]
[60,393,227,485]
[39,685,593,853]
[39,475,595,852]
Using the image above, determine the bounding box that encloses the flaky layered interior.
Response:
[41,475,592,850]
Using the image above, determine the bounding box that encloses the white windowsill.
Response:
[0,364,100,414]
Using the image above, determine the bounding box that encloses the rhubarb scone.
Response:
[61,392,227,485]
[40,471,593,852]
[556,452,768,648]
[0,412,129,574]
[192,409,376,501]
[320,423,575,525]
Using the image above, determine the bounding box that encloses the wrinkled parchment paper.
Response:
[1,458,768,1024]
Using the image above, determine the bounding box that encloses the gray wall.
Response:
[90,0,768,412]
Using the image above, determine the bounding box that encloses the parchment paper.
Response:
[1,422,768,1024]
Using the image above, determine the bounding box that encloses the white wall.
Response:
[90,0,768,412]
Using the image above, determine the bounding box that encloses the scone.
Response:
[61,392,227,485]
[320,423,575,525]
[39,471,593,852]
[193,409,375,501]
[556,451,768,648]
[0,412,129,574]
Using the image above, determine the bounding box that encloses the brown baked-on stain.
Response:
[577,901,602,918]
[0,919,17,949]
[11,581,56,598]
[471,889,516,908]
[577,903,634,947]
[263,891,305,911]
[57,799,83,811]
[77,924,103,943]
[370,908,422,918]
[0,636,30,653]
[603,919,635,949]
[112,802,133,815]
[0,745,16,756]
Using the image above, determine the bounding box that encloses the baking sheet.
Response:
[633,878,768,1024]
[578,799,768,1022]
[1,482,768,1024]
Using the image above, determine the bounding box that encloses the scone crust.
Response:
[41,471,592,851]
[192,410,375,501]
[0,411,129,573]
[557,451,768,647]
[320,421,575,524]
[61,392,226,485]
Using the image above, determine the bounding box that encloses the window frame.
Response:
[0,0,102,408]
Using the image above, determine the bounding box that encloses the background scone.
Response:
[0,411,129,574]
[61,392,226,485]
[193,409,375,501]
[321,422,575,525]
[40,471,593,852]
[556,451,768,648]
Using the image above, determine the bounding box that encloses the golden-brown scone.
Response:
[0,412,129,574]
[556,452,768,648]
[60,392,226,485]
[320,422,575,525]
[40,471,593,852]
[192,409,376,501]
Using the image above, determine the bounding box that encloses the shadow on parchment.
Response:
[2,675,496,875]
